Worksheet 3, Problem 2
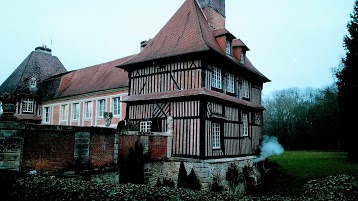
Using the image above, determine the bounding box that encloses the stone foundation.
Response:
[144,156,257,193]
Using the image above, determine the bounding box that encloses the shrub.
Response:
[209,174,224,192]
[154,177,162,187]
[186,168,201,190]
[177,161,187,188]
[119,141,144,184]
[162,178,175,188]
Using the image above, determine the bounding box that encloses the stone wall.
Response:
[145,156,256,192]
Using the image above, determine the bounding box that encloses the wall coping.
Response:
[168,156,256,164]
[120,131,171,137]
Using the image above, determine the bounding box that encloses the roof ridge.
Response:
[193,0,211,52]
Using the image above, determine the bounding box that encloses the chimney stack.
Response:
[197,0,225,30]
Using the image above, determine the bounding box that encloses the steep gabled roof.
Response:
[0,49,67,96]
[44,55,135,99]
[118,0,269,82]
[119,0,222,67]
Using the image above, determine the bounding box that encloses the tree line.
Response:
[263,0,358,162]
[263,86,341,150]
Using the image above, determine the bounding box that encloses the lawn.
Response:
[251,151,358,196]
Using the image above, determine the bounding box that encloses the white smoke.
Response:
[254,135,284,162]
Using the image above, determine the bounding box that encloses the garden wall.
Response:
[0,121,117,171]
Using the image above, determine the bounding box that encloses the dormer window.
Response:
[226,40,232,55]
[29,77,37,91]
[240,52,245,64]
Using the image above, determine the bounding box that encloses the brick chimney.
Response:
[197,0,225,30]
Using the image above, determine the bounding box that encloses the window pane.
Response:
[85,101,91,118]
[44,107,49,123]
[98,99,106,117]
[226,73,235,93]
[242,113,248,136]
[112,97,120,116]
[212,122,221,149]
[211,67,222,89]
[140,121,152,132]
[22,98,34,113]
[73,103,79,120]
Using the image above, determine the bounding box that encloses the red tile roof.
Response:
[122,88,264,110]
[118,0,269,82]
[233,38,249,50]
[54,55,135,98]
[119,0,222,67]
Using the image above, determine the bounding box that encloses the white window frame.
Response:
[97,99,106,117]
[22,98,34,113]
[211,66,222,89]
[112,97,121,117]
[43,107,50,123]
[226,40,232,55]
[212,122,221,149]
[72,103,80,120]
[242,79,250,99]
[226,73,235,93]
[140,121,152,133]
[60,104,68,121]
[84,101,92,119]
[242,113,249,137]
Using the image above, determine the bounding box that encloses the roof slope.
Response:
[120,0,222,67]
[46,55,135,99]
[0,50,67,95]
[119,0,269,82]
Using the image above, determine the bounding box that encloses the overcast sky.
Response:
[0,0,355,95]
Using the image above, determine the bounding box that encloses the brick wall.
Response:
[118,133,169,161]
[148,136,168,160]
[90,133,115,167]
[22,131,74,171]
[0,121,117,171]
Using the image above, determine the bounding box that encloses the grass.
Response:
[250,151,358,196]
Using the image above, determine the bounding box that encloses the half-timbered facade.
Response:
[118,0,270,159]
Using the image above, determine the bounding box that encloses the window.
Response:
[226,73,235,93]
[72,103,80,120]
[60,104,68,121]
[140,121,152,133]
[212,122,221,149]
[240,52,245,64]
[84,101,92,119]
[22,98,34,113]
[43,107,50,123]
[98,99,106,117]
[226,40,232,55]
[112,97,121,116]
[242,79,250,99]
[242,113,249,137]
[211,66,222,89]
[29,77,37,89]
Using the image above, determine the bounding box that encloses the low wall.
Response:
[0,121,117,171]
